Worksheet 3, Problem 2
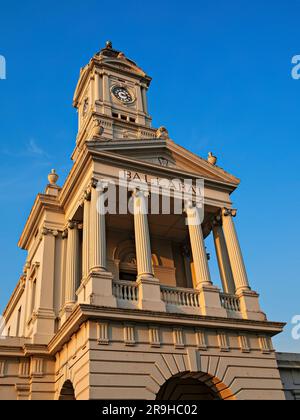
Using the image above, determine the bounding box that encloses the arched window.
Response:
[119,252,137,281]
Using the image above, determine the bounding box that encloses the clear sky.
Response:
[0,0,299,352]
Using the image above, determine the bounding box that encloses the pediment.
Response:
[104,59,145,76]
[88,139,240,187]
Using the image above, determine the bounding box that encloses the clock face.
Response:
[112,86,134,104]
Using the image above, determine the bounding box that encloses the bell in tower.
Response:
[72,41,157,159]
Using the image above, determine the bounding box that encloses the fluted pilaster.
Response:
[222,208,250,292]
[82,191,91,279]
[65,221,80,305]
[90,180,107,272]
[186,203,212,288]
[133,190,154,279]
[103,73,110,103]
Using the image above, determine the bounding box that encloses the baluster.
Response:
[178,291,182,306]
[179,291,183,306]
[127,285,131,300]
[171,291,175,305]
[185,293,189,306]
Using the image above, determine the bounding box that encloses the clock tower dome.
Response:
[72,41,158,160]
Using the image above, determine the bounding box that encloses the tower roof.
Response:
[95,40,139,68]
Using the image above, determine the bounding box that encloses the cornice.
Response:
[3,276,26,321]
[18,194,64,250]
[58,148,93,209]
[23,343,52,358]
[47,303,285,355]
[166,139,240,185]
[0,345,25,357]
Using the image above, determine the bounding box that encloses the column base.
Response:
[236,289,267,321]
[197,285,228,318]
[137,276,166,313]
[77,271,117,308]
[60,303,75,325]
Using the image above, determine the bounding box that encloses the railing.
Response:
[161,286,200,308]
[220,293,241,312]
[113,280,139,302]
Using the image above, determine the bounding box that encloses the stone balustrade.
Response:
[220,293,241,312]
[113,280,139,302]
[161,286,200,308]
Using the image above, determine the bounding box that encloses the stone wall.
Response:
[277,352,300,400]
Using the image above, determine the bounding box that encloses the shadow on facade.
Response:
[156,372,233,400]
[59,380,76,401]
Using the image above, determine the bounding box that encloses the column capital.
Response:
[222,208,237,218]
[41,227,60,237]
[131,188,149,199]
[62,229,68,239]
[83,188,91,202]
[184,200,197,211]
[67,220,80,230]
[90,177,99,189]
[23,261,31,275]
[90,178,108,193]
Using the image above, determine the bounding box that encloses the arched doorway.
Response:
[156,372,234,401]
[59,380,76,400]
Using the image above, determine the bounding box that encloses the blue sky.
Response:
[0,0,299,352]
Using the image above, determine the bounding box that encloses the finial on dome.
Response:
[106,40,113,49]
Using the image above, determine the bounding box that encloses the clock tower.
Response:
[72,41,158,161]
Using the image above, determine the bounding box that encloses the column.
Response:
[135,84,145,125]
[90,180,107,272]
[103,72,110,103]
[221,209,250,293]
[186,203,227,317]
[82,192,91,279]
[77,179,117,308]
[132,189,166,312]
[132,189,154,279]
[136,84,144,113]
[221,208,265,321]
[32,229,56,343]
[65,221,80,305]
[89,74,95,108]
[213,222,236,294]
[94,72,101,102]
[22,262,31,335]
[141,86,148,114]
[186,203,212,288]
